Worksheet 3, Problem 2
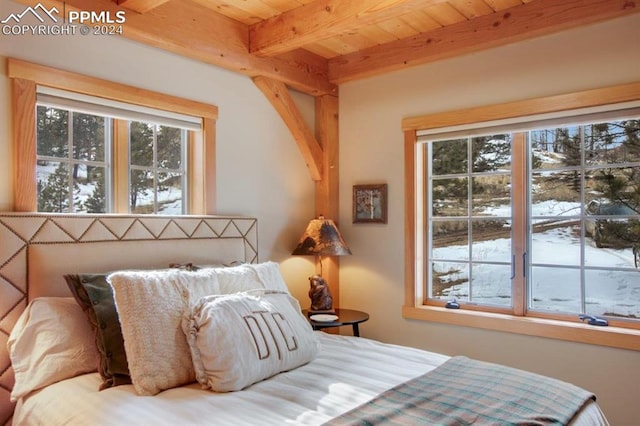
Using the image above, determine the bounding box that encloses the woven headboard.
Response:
[0,213,258,424]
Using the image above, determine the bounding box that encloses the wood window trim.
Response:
[8,58,217,213]
[402,81,640,352]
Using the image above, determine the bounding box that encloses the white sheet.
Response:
[14,333,607,426]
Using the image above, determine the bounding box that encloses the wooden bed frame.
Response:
[0,213,258,425]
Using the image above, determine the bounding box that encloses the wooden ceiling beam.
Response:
[249,0,450,57]
[16,0,336,96]
[113,0,170,13]
[253,76,324,181]
[328,0,639,83]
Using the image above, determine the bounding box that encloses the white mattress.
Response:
[14,333,607,426]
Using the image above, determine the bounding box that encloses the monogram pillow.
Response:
[183,290,319,392]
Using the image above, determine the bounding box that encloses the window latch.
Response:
[445,299,460,309]
[578,314,608,327]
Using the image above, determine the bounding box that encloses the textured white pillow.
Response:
[213,261,290,294]
[8,297,99,401]
[108,268,220,396]
[249,261,290,293]
[184,290,319,392]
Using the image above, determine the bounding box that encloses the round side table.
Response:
[302,308,369,337]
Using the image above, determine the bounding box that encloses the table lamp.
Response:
[292,216,351,314]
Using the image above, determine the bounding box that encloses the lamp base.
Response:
[308,275,334,314]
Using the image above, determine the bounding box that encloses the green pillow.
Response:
[65,274,131,389]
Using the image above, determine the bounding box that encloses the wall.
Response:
[339,14,640,425]
[0,0,317,303]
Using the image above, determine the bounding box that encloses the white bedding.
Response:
[14,333,607,426]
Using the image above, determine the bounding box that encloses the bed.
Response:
[0,213,609,426]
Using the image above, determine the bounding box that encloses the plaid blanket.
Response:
[326,356,595,425]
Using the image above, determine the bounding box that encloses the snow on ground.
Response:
[482,199,582,218]
[37,163,182,214]
[433,225,640,317]
[434,190,639,317]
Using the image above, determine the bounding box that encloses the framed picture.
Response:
[353,184,387,224]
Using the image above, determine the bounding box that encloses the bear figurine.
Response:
[308,275,334,313]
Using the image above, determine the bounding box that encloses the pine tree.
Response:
[84,172,106,213]
[38,163,70,212]
[37,107,68,157]
[471,135,510,173]
[129,122,155,211]
[38,163,84,212]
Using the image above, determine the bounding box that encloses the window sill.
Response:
[402,305,640,352]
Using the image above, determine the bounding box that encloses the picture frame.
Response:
[353,184,387,224]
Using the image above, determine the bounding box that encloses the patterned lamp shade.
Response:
[292,216,351,256]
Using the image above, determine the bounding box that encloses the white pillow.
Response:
[108,268,220,396]
[249,261,290,293]
[183,290,319,392]
[8,297,99,401]
[213,261,290,294]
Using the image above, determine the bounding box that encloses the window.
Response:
[35,87,195,214]
[9,58,217,214]
[428,134,513,309]
[425,121,640,318]
[403,82,640,350]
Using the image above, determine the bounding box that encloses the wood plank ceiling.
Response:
[18,0,640,95]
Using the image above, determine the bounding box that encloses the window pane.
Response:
[157,126,183,170]
[471,220,511,262]
[585,166,640,209]
[584,120,640,166]
[431,261,469,301]
[531,222,581,266]
[37,161,72,212]
[37,106,68,158]
[431,262,512,306]
[80,166,107,213]
[471,134,510,173]
[432,220,468,260]
[585,269,640,318]
[130,121,154,167]
[529,266,581,314]
[529,121,640,319]
[471,176,510,215]
[585,217,639,269]
[530,126,580,170]
[130,169,154,213]
[530,171,581,217]
[587,215,638,248]
[470,263,512,307]
[128,122,187,214]
[432,139,467,175]
[432,177,468,217]
[157,172,183,215]
[72,112,105,162]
